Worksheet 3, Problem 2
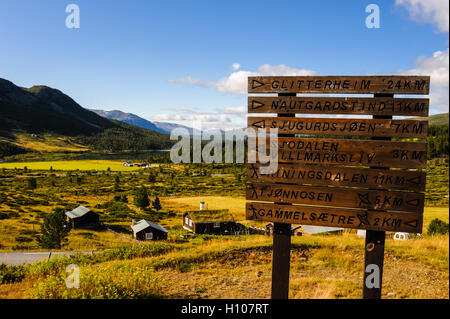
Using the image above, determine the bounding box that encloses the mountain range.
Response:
[1,77,447,158]
[0,78,173,156]
[89,109,197,135]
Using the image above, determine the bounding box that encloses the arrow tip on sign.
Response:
[407,176,422,185]
[251,120,266,128]
[404,219,418,228]
[406,199,420,207]
[251,100,265,110]
[251,80,264,89]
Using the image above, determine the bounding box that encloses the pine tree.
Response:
[27,177,37,190]
[114,175,121,192]
[148,171,156,183]
[37,207,71,249]
[152,196,162,211]
[134,186,150,210]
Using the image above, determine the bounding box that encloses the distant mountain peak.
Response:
[90,109,197,135]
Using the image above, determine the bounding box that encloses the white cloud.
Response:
[398,48,449,113]
[149,105,249,131]
[219,106,245,115]
[168,64,316,95]
[429,87,449,113]
[232,63,240,70]
[395,0,449,32]
[152,113,231,123]
[400,48,449,88]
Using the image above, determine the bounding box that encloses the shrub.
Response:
[27,178,37,189]
[20,229,39,236]
[0,264,26,284]
[28,264,161,299]
[15,236,33,243]
[26,243,175,277]
[427,218,449,235]
[77,232,97,239]
[152,196,162,211]
[113,194,128,203]
[98,200,134,220]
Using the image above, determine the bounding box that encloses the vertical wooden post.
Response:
[271,92,295,299]
[362,93,393,299]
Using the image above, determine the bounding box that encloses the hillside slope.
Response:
[427,113,449,126]
[412,112,449,126]
[0,78,173,155]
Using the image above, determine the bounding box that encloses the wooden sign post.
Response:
[246,75,429,299]
[364,93,392,299]
[271,92,295,299]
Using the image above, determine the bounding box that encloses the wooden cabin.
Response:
[248,225,266,235]
[183,209,238,235]
[291,225,304,236]
[265,223,337,236]
[65,206,100,229]
[300,225,344,235]
[131,219,168,241]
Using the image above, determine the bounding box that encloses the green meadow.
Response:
[0,160,142,172]
[0,157,448,299]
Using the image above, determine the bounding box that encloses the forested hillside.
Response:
[0,79,173,155]
[428,124,449,159]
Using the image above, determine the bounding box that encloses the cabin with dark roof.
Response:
[299,225,343,235]
[131,219,168,241]
[65,206,100,229]
[182,209,238,235]
[265,223,343,236]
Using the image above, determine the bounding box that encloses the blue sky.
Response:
[0,0,448,129]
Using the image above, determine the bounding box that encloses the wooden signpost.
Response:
[248,96,429,116]
[248,117,427,138]
[246,75,429,299]
[248,137,427,168]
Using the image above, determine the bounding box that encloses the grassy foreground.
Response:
[0,233,448,299]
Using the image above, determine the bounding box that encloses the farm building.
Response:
[131,219,168,241]
[266,223,301,236]
[265,223,343,236]
[291,225,303,236]
[65,206,100,229]
[133,163,150,168]
[300,225,344,235]
[248,225,266,235]
[183,209,238,235]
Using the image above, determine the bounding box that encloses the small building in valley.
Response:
[249,225,266,235]
[183,209,238,235]
[264,224,342,236]
[300,225,344,236]
[65,206,100,229]
[131,219,168,241]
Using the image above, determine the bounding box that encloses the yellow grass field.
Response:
[0,160,142,171]
[0,134,88,153]
[162,196,246,220]
[162,196,448,230]
[1,233,447,299]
